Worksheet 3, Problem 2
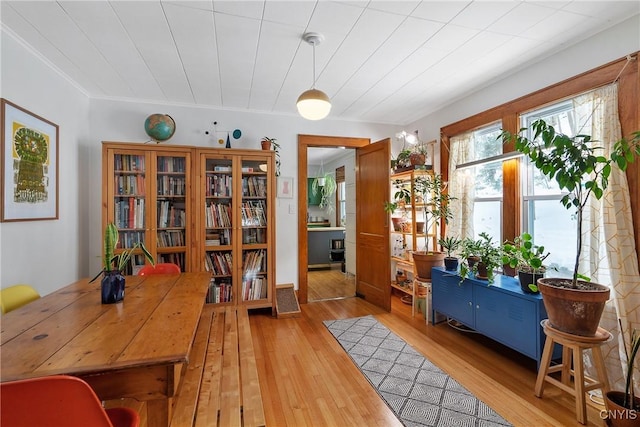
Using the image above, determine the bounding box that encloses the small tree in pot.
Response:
[411,173,454,280]
[501,120,640,336]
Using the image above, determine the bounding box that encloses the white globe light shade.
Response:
[296,89,331,120]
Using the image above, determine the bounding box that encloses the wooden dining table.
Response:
[1,271,211,427]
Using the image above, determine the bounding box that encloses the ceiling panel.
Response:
[1,0,636,127]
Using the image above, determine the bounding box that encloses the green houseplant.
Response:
[91,222,154,304]
[260,137,280,176]
[411,173,454,279]
[501,119,640,336]
[312,172,337,213]
[385,179,412,231]
[458,232,501,284]
[501,233,550,294]
[439,236,461,271]
[605,321,640,425]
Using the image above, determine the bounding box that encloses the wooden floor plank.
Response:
[219,307,241,426]
[237,307,266,427]
[194,307,225,427]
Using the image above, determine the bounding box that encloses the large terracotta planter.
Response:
[538,278,610,337]
[412,251,445,280]
[604,391,640,427]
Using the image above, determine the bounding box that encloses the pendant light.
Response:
[297,32,331,121]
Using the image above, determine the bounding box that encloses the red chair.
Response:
[0,375,139,427]
[137,262,181,276]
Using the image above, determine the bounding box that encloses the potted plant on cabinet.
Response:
[501,119,640,336]
[458,232,501,284]
[439,236,462,271]
[91,222,154,304]
[411,173,454,280]
[605,321,640,426]
[260,137,280,176]
[501,233,550,294]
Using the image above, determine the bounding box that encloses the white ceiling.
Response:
[1,1,638,127]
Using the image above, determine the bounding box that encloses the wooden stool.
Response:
[535,320,612,425]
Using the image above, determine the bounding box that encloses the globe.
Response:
[144,114,176,142]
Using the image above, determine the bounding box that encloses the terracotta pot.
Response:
[538,278,610,337]
[475,262,488,280]
[391,217,405,232]
[415,221,425,234]
[261,140,271,150]
[604,391,640,427]
[409,153,425,166]
[412,251,445,280]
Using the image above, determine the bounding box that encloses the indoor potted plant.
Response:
[458,232,501,284]
[411,173,454,280]
[91,222,154,304]
[605,321,640,426]
[439,236,461,271]
[501,233,550,294]
[384,179,412,231]
[501,120,640,336]
[260,137,281,176]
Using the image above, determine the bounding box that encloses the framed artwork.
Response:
[277,176,294,199]
[1,99,59,221]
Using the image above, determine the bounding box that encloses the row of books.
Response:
[241,176,267,197]
[157,201,186,228]
[206,279,232,303]
[115,198,145,229]
[114,154,145,172]
[156,176,186,196]
[242,228,266,244]
[115,175,145,196]
[242,277,267,301]
[206,229,231,246]
[157,156,186,173]
[243,249,266,275]
[205,202,232,228]
[158,252,184,268]
[205,251,233,276]
[211,164,232,172]
[157,230,185,247]
[117,231,145,249]
[241,200,266,227]
[205,174,232,197]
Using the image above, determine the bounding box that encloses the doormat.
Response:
[275,284,301,318]
[323,315,512,427]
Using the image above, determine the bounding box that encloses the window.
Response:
[335,166,346,226]
[520,99,592,278]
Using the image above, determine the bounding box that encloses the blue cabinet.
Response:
[431,267,557,367]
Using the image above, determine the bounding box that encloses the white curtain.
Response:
[573,83,640,394]
[447,133,475,240]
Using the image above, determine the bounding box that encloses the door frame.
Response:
[297,134,370,304]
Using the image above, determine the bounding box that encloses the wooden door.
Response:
[356,139,391,311]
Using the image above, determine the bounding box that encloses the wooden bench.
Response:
[170,306,266,427]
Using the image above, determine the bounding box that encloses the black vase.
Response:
[101,270,125,304]
[518,270,543,294]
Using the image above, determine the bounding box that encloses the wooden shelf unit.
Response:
[102,142,275,311]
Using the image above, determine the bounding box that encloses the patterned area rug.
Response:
[323,315,512,427]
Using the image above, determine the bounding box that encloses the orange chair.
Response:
[0,375,139,427]
[137,262,181,276]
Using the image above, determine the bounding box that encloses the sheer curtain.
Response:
[574,83,640,394]
[447,133,475,240]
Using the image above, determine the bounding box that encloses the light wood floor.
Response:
[307,266,355,301]
[251,294,607,427]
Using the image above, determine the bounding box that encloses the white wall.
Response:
[0,30,90,295]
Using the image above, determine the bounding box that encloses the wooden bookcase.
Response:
[102,142,275,310]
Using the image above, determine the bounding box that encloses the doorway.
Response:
[297,135,369,305]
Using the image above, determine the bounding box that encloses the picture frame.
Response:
[1,99,59,221]
[277,176,294,199]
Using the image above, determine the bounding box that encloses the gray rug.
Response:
[323,315,512,427]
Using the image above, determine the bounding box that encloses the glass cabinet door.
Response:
[155,153,189,271]
[240,158,269,303]
[112,151,149,274]
[203,155,234,303]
